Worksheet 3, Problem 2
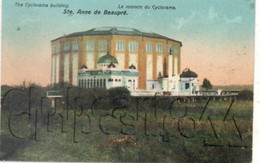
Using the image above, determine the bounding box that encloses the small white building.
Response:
[146,68,199,95]
[144,49,200,95]
[78,52,138,91]
[178,68,200,95]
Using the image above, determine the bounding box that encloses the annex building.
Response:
[51,27,199,95]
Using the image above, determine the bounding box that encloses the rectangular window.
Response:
[56,44,60,53]
[63,42,70,52]
[146,43,153,52]
[185,83,190,89]
[72,41,78,51]
[168,45,173,54]
[116,41,125,51]
[174,46,179,54]
[156,43,164,52]
[52,44,60,54]
[98,41,107,51]
[86,41,95,51]
[129,41,138,52]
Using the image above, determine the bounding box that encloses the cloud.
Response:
[208,7,218,21]
[172,11,196,30]
[224,16,243,24]
[208,7,242,24]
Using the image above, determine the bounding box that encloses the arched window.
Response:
[103,79,106,88]
[97,79,99,88]
[79,79,81,87]
[90,79,93,88]
[100,79,103,88]
[94,79,96,87]
[81,79,83,88]
[87,79,89,88]
[84,79,86,88]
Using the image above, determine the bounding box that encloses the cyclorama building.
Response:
[51,27,199,95]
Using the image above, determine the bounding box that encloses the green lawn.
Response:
[201,85,253,91]
[1,98,253,162]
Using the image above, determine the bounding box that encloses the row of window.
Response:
[64,42,79,51]
[115,42,179,53]
[53,41,179,54]
[86,41,108,51]
[79,79,106,88]
[107,79,136,82]
[108,78,122,82]
[52,44,61,53]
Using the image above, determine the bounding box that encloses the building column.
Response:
[168,54,173,91]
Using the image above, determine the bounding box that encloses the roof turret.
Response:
[97,52,118,65]
[180,68,198,78]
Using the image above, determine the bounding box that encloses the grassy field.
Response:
[200,85,253,91]
[0,94,253,162]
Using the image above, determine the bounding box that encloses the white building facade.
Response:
[146,68,200,95]
[77,52,199,95]
[78,52,138,91]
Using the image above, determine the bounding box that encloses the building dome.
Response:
[52,27,182,45]
[97,52,118,65]
[129,64,136,69]
[180,68,198,78]
[107,62,116,68]
[81,65,88,69]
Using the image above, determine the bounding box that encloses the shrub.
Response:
[237,89,253,100]
[108,87,130,100]
[108,87,130,109]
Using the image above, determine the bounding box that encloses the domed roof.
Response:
[107,62,116,68]
[52,27,182,46]
[180,68,198,78]
[81,65,88,69]
[97,52,118,64]
[129,64,136,69]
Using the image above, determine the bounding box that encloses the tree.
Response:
[157,72,163,89]
[202,78,212,91]
[238,89,253,101]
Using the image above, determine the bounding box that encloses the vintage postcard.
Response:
[0,0,257,162]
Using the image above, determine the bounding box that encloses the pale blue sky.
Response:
[2,0,255,45]
[1,0,255,85]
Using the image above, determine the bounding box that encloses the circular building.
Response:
[51,27,182,90]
